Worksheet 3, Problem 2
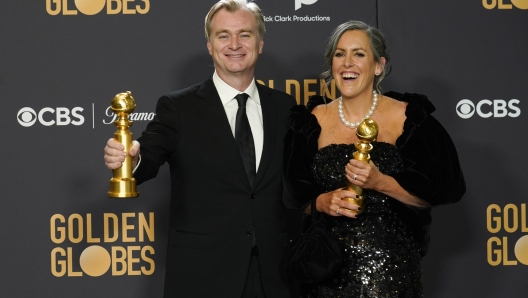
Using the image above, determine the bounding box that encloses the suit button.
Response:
[251,193,256,199]
[246,230,253,236]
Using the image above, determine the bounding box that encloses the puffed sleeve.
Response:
[282,97,326,210]
[388,92,466,206]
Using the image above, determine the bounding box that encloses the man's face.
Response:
[207,8,263,83]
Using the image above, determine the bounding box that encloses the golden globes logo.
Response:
[50,212,155,277]
[257,78,336,105]
[487,204,528,266]
[46,0,150,15]
[482,0,528,9]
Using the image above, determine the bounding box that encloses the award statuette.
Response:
[108,91,139,198]
[343,118,378,214]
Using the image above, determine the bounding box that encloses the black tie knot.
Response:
[235,93,249,107]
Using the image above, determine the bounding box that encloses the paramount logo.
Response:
[103,106,155,125]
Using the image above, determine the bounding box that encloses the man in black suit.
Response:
[104,1,295,297]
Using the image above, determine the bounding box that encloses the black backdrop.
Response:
[1,1,527,297]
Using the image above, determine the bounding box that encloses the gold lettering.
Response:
[112,246,127,275]
[46,0,61,15]
[498,0,513,9]
[62,0,77,15]
[522,204,528,232]
[67,247,82,276]
[137,0,151,14]
[482,0,497,9]
[487,204,501,233]
[51,214,66,244]
[320,79,336,100]
[122,0,136,14]
[487,237,501,266]
[51,247,66,277]
[68,214,83,244]
[86,214,101,243]
[139,212,155,242]
[127,246,141,275]
[502,236,517,265]
[122,213,136,242]
[141,246,155,275]
[286,80,301,105]
[303,79,317,105]
[503,204,518,233]
[104,213,119,242]
[107,0,122,14]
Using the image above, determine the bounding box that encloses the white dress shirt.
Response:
[212,71,264,171]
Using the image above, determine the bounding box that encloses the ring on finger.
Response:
[336,207,340,215]
[353,173,358,180]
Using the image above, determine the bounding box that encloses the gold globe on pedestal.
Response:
[108,91,139,198]
[343,118,378,214]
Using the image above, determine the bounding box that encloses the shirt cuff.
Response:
[132,154,141,174]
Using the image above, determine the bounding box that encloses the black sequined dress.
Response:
[305,142,423,297]
[282,92,466,298]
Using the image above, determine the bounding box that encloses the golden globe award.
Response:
[343,118,378,214]
[108,91,139,198]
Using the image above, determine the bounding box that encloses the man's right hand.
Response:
[103,138,140,170]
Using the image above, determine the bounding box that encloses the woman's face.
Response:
[332,30,383,100]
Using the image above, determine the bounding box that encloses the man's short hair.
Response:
[205,0,266,40]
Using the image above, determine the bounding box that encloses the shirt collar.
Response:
[213,71,260,105]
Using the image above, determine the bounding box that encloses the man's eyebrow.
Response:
[214,28,255,36]
[215,29,229,35]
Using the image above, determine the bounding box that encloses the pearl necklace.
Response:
[338,91,378,129]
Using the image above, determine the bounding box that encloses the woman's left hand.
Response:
[345,159,382,190]
[345,158,431,208]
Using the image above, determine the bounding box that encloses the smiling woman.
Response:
[282,20,465,298]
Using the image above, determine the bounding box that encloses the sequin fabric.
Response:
[302,142,424,298]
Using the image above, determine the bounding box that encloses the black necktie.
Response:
[235,93,256,187]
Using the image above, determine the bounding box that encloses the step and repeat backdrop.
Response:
[1,0,527,297]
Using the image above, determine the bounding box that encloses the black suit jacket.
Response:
[135,77,295,298]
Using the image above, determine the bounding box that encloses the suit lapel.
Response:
[253,83,277,190]
[196,78,250,188]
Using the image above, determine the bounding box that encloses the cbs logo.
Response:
[46,0,150,16]
[483,0,528,9]
[456,99,520,119]
[17,107,85,127]
[295,0,318,10]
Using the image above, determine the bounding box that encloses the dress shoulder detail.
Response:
[287,96,326,135]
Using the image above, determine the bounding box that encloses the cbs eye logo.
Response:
[456,99,521,119]
[46,0,150,16]
[17,108,38,127]
[17,107,85,127]
[483,0,528,9]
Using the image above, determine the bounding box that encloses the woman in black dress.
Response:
[283,20,465,297]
